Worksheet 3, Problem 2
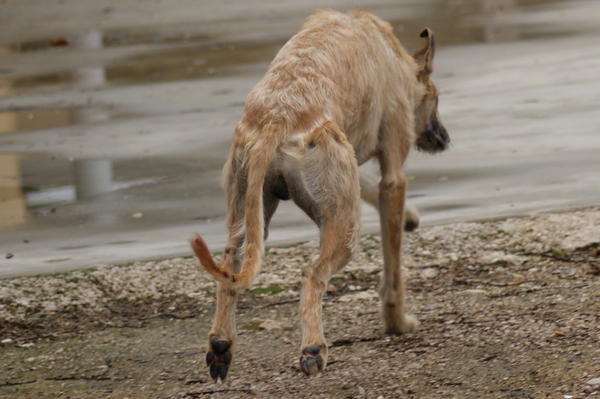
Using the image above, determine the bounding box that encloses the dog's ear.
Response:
[413,27,435,80]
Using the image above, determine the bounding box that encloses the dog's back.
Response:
[241,9,421,163]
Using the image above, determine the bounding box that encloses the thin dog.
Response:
[191,9,449,380]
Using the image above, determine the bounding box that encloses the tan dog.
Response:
[191,9,449,381]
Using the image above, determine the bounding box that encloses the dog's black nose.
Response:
[435,125,450,151]
[417,116,449,153]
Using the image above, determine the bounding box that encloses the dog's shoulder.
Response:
[301,8,380,32]
[349,10,411,60]
[302,9,408,58]
[306,9,393,32]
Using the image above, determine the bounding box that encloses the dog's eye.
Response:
[308,141,316,149]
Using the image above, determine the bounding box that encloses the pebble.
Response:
[1,338,13,344]
[586,377,600,386]
[421,268,439,279]
[259,319,283,331]
[462,289,488,296]
[338,290,378,302]
[183,349,201,357]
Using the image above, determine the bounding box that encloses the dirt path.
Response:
[1,208,600,398]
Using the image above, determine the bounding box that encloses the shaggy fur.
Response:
[191,9,449,381]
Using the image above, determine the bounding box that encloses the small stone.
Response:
[586,377,600,386]
[5,252,14,259]
[131,212,143,219]
[259,319,283,331]
[1,338,13,344]
[338,290,378,302]
[183,349,201,357]
[421,268,439,279]
[462,289,488,295]
[559,267,576,276]
[479,251,523,266]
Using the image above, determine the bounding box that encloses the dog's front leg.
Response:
[378,170,419,334]
[360,171,420,232]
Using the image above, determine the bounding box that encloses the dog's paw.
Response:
[398,313,420,333]
[206,339,232,382]
[299,344,326,376]
[383,306,419,334]
[404,206,420,232]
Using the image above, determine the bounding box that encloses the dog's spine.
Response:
[191,125,281,290]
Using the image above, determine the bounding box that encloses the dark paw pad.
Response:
[404,218,419,232]
[300,344,325,376]
[206,339,232,382]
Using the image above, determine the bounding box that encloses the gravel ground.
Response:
[1,208,599,398]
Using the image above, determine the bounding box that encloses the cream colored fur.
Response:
[191,9,446,380]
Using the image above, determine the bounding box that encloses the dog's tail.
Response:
[191,124,281,290]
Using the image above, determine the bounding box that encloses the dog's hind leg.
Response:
[288,121,361,375]
[204,150,280,382]
[360,171,420,231]
[298,217,356,375]
[376,112,419,335]
[203,151,245,382]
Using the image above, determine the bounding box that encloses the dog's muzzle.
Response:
[416,115,449,153]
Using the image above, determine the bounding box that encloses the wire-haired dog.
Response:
[191,9,449,380]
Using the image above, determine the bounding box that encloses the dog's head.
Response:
[413,28,449,153]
